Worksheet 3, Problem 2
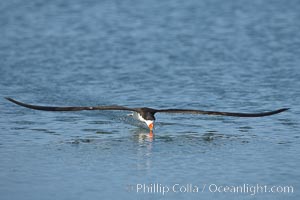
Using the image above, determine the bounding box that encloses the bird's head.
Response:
[138,108,156,131]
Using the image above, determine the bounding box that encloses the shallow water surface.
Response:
[0,0,299,199]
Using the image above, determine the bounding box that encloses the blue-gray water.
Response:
[0,0,299,199]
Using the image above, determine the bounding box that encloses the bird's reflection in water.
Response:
[131,128,154,143]
[130,128,154,170]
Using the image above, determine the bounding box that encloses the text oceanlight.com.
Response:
[127,183,294,196]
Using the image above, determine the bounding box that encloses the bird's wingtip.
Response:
[279,108,290,113]
[4,97,12,101]
[4,97,18,104]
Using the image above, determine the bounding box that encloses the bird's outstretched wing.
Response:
[5,97,289,117]
[5,97,136,112]
[155,108,289,117]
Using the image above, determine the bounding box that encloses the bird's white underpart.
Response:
[132,111,154,127]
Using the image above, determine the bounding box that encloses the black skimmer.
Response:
[5,97,289,132]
